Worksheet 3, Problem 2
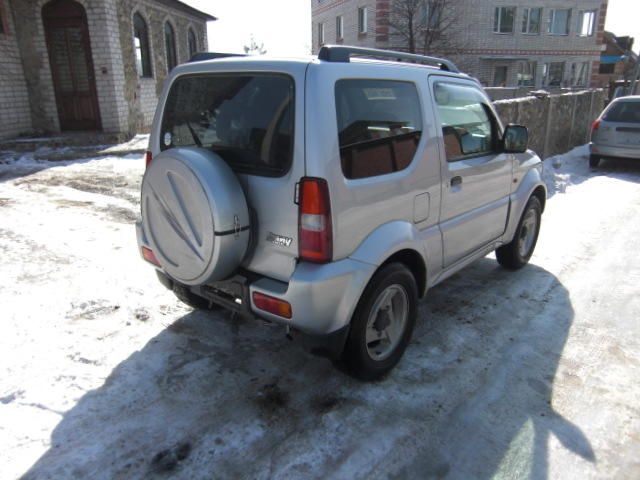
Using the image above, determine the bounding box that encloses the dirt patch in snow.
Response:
[15,173,140,205]
[55,199,95,208]
[253,381,290,414]
[66,300,121,321]
[150,441,193,473]
[99,205,138,224]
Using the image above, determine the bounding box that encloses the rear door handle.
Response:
[450,176,463,187]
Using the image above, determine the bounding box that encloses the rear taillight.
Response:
[141,246,160,266]
[252,292,292,318]
[298,177,332,263]
[145,150,153,168]
[591,119,601,134]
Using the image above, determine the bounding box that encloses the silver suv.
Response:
[136,46,546,379]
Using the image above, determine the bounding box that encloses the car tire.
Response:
[173,283,217,311]
[342,263,418,380]
[496,196,542,270]
[589,154,601,168]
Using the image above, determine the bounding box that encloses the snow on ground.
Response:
[0,145,639,479]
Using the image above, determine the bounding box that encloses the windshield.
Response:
[160,73,295,176]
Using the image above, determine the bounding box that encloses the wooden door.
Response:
[43,0,101,130]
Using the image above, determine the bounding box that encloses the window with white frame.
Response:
[358,7,367,34]
[577,10,596,36]
[336,15,343,40]
[543,62,564,86]
[318,22,324,46]
[522,7,542,34]
[419,1,441,29]
[494,7,516,34]
[548,9,571,35]
[572,62,590,86]
[517,61,536,86]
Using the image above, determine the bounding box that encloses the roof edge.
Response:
[157,0,217,21]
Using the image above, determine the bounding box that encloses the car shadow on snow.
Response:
[21,259,594,479]
[597,156,640,181]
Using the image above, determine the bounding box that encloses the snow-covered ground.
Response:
[0,144,639,479]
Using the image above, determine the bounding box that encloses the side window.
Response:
[335,79,422,179]
[434,82,496,161]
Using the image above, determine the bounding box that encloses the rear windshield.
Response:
[160,74,295,176]
[603,101,640,123]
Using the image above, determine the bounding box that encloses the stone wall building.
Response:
[312,0,607,89]
[0,0,214,141]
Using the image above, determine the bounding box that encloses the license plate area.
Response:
[615,127,640,145]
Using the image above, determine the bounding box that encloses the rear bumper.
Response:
[136,220,375,336]
[590,142,640,159]
[249,258,376,335]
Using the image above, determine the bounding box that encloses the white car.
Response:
[590,95,640,167]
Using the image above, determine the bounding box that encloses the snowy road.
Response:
[0,146,639,479]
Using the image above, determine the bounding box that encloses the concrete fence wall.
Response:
[485,86,601,102]
[493,89,607,159]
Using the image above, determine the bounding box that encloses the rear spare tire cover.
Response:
[141,147,250,285]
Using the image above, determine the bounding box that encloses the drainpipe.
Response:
[632,51,640,95]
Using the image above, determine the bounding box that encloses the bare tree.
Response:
[243,35,267,55]
[388,0,460,56]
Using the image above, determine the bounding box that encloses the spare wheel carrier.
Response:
[141,147,250,285]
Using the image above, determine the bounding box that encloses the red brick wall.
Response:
[592,0,608,85]
[375,1,389,42]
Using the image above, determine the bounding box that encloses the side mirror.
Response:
[503,124,529,153]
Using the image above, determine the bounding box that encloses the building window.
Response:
[548,9,571,35]
[543,62,564,86]
[336,15,343,40]
[164,22,177,72]
[188,28,198,58]
[0,0,8,35]
[522,7,542,34]
[517,61,536,86]
[318,22,324,46]
[420,1,442,29]
[599,63,615,74]
[493,66,508,86]
[335,79,422,178]
[494,7,516,34]
[358,7,367,34]
[572,62,590,86]
[577,10,596,37]
[133,13,152,78]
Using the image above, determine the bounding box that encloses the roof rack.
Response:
[317,45,459,73]
[188,52,247,63]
